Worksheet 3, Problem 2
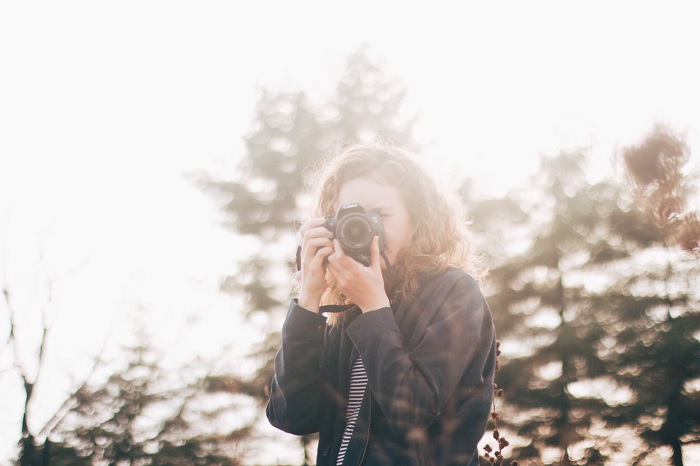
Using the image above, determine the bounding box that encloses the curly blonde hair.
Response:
[306,142,483,324]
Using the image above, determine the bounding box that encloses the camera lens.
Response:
[337,214,373,250]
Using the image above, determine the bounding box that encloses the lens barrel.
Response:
[336,214,373,251]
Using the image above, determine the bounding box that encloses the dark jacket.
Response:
[266,268,497,465]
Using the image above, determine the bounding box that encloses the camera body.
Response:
[324,203,386,266]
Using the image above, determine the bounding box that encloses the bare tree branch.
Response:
[37,343,108,439]
[33,259,53,392]
[4,285,30,387]
[1,286,12,360]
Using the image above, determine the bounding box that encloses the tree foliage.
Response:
[27,335,250,466]
[467,148,700,465]
[207,46,415,242]
[621,124,700,255]
[199,48,416,349]
[197,47,417,461]
[3,251,251,466]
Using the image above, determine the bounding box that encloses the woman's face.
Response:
[336,176,413,269]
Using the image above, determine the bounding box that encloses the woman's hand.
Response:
[297,217,335,312]
[327,236,390,313]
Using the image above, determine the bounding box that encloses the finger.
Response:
[331,239,346,259]
[299,225,334,249]
[327,240,349,274]
[307,226,334,240]
[296,217,332,246]
[304,236,334,252]
[299,217,327,233]
[370,235,381,271]
[330,239,358,269]
[302,237,334,265]
[300,230,333,261]
[326,257,350,294]
[311,246,334,266]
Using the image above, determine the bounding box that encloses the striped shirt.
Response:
[336,356,368,465]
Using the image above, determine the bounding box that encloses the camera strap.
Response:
[319,304,356,314]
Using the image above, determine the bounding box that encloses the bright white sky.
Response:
[1,1,699,464]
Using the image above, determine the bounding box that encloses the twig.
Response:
[483,341,517,466]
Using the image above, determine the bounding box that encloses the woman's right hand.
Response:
[297,217,335,312]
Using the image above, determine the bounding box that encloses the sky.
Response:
[1,1,699,464]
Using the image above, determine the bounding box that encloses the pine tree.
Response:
[466,150,679,464]
[198,46,416,462]
[601,127,700,466]
[39,336,250,466]
[600,249,700,466]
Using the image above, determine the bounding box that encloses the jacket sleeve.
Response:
[345,272,495,436]
[265,300,329,435]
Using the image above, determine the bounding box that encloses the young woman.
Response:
[266,143,497,465]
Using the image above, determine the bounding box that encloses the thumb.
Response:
[370,235,382,271]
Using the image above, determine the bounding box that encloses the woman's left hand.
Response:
[327,236,390,313]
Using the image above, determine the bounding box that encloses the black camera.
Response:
[324,203,386,266]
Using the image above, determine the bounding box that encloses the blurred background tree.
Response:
[196,44,700,464]
[40,332,250,466]
[5,320,250,466]
[602,127,700,466]
[4,42,697,464]
[3,275,53,466]
[465,146,699,465]
[197,46,417,463]
[620,125,700,256]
